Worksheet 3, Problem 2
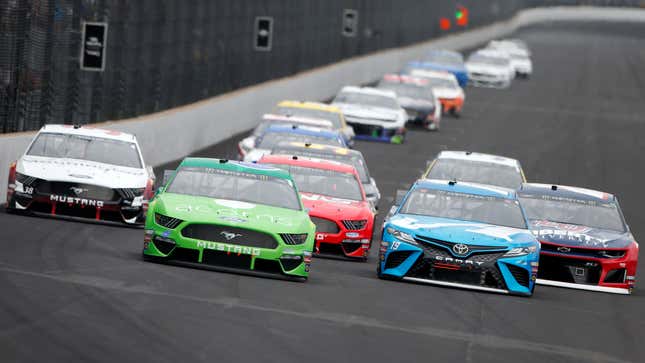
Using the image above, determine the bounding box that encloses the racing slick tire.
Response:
[450,108,461,118]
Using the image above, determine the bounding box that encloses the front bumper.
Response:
[536,243,637,294]
[142,225,312,280]
[311,216,372,260]
[346,122,406,144]
[468,73,510,89]
[439,97,464,114]
[8,183,146,226]
[378,238,537,296]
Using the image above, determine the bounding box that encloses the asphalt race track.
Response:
[1,22,644,363]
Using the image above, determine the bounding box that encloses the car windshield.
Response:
[27,132,142,168]
[257,132,343,149]
[166,167,301,210]
[518,194,626,232]
[270,146,370,183]
[253,120,331,137]
[378,82,431,101]
[468,54,509,66]
[400,188,527,229]
[274,106,343,129]
[427,158,523,189]
[425,52,463,65]
[334,92,398,109]
[266,163,363,201]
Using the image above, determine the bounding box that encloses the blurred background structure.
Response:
[0,0,642,133]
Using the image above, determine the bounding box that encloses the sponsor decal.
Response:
[50,195,104,207]
[300,193,355,205]
[196,241,261,256]
[316,233,325,240]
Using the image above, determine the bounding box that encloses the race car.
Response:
[258,154,375,260]
[331,86,407,144]
[485,41,533,78]
[379,179,539,296]
[465,51,515,89]
[143,158,315,281]
[6,124,155,225]
[405,50,469,87]
[242,124,347,162]
[423,151,526,190]
[377,74,442,131]
[274,100,355,146]
[237,114,334,159]
[407,69,465,117]
[268,142,381,209]
[518,183,638,294]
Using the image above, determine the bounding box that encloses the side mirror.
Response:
[162,169,175,186]
[394,189,407,206]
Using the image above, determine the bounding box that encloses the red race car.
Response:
[518,183,638,294]
[258,154,375,261]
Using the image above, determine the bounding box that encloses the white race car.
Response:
[237,114,334,159]
[466,50,515,89]
[485,42,533,78]
[6,124,155,225]
[331,86,408,144]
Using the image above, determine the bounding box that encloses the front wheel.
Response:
[450,109,461,118]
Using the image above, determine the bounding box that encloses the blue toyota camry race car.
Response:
[378,179,540,296]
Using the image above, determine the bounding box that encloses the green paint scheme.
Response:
[143,158,315,280]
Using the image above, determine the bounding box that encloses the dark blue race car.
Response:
[378,179,540,296]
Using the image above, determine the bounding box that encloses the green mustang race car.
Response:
[142,158,315,280]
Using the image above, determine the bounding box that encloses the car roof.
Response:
[261,114,334,129]
[277,100,342,114]
[417,179,517,200]
[263,124,340,138]
[382,74,429,87]
[178,157,292,180]
[39,124,136,143]
[519,183,616,202]
[272,142,358,156]
[339,86,397,99]
[437,151,520,168]
[259,154,358,175]
[408,69,458,82]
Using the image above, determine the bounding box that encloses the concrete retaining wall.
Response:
[1,6,644,202]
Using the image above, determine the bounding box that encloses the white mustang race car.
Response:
[6,124,155,225]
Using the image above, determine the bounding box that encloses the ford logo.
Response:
[452,243,469,256]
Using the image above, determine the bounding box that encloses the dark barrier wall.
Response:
[0,0,639,133]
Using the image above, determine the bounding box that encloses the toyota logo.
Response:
[452,243,469,256]
[557,246,571,253]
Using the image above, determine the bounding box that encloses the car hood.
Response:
[153,193,312,233]
[389,214,536,247]
[466,63,507,75]
[398,97,434,110]
[301,192,371,221]
[18,155,147,188]
[528,220,633,249]
[334,103,399,121]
